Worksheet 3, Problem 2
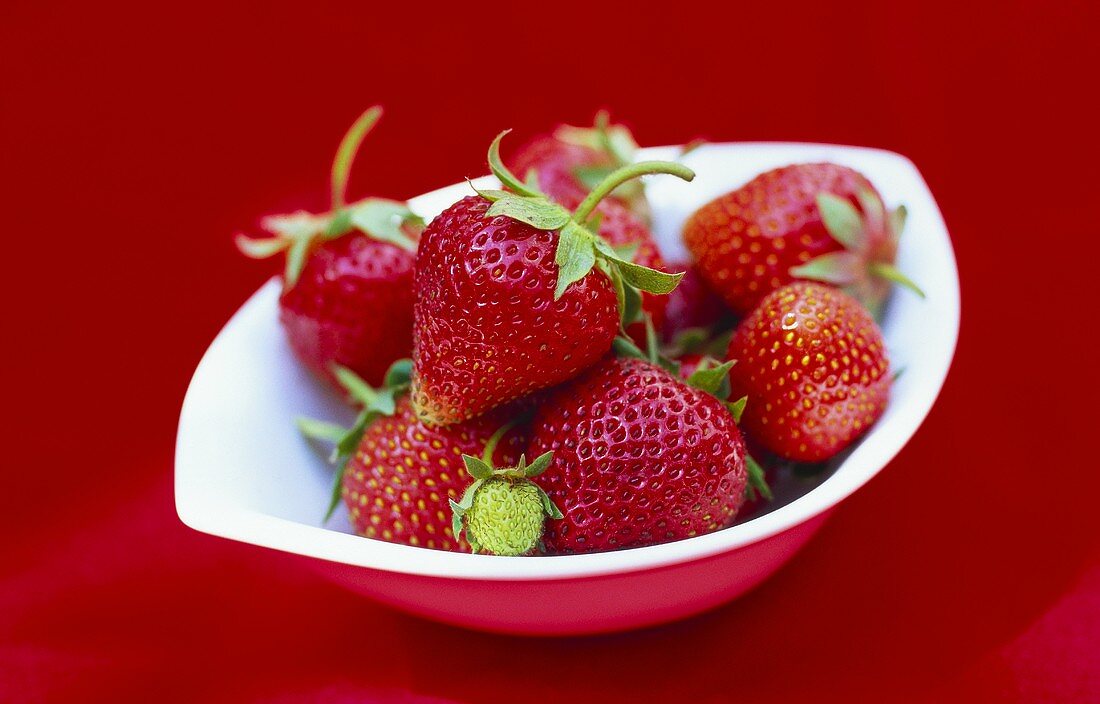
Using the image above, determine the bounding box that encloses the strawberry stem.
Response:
[572,161,694,223]
[480,417,522,466]
[643,313,659,365]
[487,130,542,198]
[331,105,383,209]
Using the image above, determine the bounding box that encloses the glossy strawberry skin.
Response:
[342,396,527,551]
[528,357,748,553]
[412,195,619,426]
[683,163,887,315]
[279,233,415,387]
[727,282,890,462]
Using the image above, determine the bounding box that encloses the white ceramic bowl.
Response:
[175,143,959,635]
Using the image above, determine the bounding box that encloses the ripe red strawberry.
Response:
[508,111,650,222]
[411,194,619,426]
[236,106,423,387]
[299,363,528,551]
[727,282,890,462]
[683,163,922,317]
[528,356,749,553]
[411,132,692,426]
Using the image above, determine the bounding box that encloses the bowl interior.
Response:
[175,142,959,580]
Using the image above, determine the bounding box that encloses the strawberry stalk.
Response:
[571,160,693,223]
[330,106,382,209]
[478,416,523,466]
[479,131,693,307]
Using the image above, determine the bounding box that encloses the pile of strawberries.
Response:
[238,108,922,556]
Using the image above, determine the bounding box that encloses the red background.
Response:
[2,1,1098,702]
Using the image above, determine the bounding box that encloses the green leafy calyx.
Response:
[789,190,925,305]
[726,395,748,423]
[480,130,691,302]
[681,357,750,425]
[236,106,423,288]
[685,359,735,397]
[555,110,638,167]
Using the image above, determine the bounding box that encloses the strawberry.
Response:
[449,450,562,556]
[727,282,891,462]
[298,361,528,551]
[236,106,424,387]
[683,162,923,317]
[508,111,650,222]
[661,260,731,342]
[527,354,750,553]
[411,131,693,426]
[670,355,772,504]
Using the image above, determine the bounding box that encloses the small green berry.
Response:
[450,450,562,556]
[464,478,546,556]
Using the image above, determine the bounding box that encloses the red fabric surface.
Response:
[2,1,1098,702]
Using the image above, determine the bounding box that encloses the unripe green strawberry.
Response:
[463,478,547,556]
[450,450,562,556]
